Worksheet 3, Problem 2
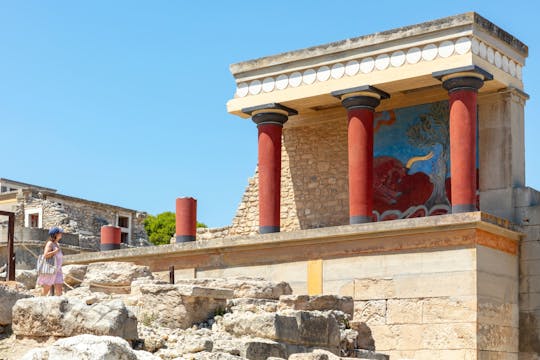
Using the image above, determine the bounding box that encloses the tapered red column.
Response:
[101,225,121,250]
[435,66,492,213]
[176,197,197,242]
[333,86,389,224]
[243,103,297,234]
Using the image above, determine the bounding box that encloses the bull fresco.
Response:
[373,101,476,221]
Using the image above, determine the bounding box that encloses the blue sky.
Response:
[1,1,538,227]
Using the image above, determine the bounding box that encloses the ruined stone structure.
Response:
[64,13,540,359]
[0,178,149,258]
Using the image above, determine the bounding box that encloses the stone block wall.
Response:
[14,190,148,250]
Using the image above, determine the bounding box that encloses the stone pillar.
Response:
[434,66,493,213]
[176,197,197,243]
[242,103,297,234]
[100,225,121,251]
[332,86,389,224]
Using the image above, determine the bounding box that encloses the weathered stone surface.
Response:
[279,295,353,317]
[21,334,159,360]
[12,297,137,340]
[227,298,279,313]
[354,349,390,360]
[62,264,88,287]
[15,270,37,290]
[386,299,422,324]
[136,283,227,329]
[220,310,340,349]
[350,321,375,351]
[213,337,287,360]
[288,349,340,360]
[0,281,33,325]
[353,300,386,325]
[64,286,113,305]
[82,262,153,294]
[175,277,292,299]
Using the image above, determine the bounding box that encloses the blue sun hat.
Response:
[48,227,64,236]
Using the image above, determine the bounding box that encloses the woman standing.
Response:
[37,227,64,296]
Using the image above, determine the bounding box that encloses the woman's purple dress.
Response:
[37,242,63,286]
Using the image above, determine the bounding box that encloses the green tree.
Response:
[144,211,207,245]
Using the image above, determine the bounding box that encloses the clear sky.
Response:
[1,1,539,227]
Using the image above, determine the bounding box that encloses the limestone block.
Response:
[521,239,540,261]
[288,349,340,359]
[227,298,278,313]
[213,337,287,360]
[12,297,137,340]
[478,324,519,352]
[478,300,519,327]
[514,187,540,208]
[353,300,386,325]
[354,278,395,300]
[62,264,88,287]
[21,334,159,360]
[478,271,518,303]
[15,269,37,290]
[82,261,153,294]
[477,245,518,278]
[175,277,292,299]
[220,310,340,349]
[394,271,476,298]
[278,295,353,317]
[516,205,540,226]
[421,323,476,350]
[386,299,422,324]
[385,349,476,360]
[422,297,476,323]
[0,281,33,325]
[136,283,227,329]
[478,351,518,359]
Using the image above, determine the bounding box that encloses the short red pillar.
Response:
[438,67,491,213]
[332,86,389,224]
[176,197,197,243]
[243,103,297,234]
[101,225,121,251]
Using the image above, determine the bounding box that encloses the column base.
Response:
[350,215,371,224]
[260,226,280,234]
[176,235,196,243]
[452,204,476,213]
[100,244,120,251]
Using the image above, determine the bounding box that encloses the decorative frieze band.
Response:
[235,36,523,98]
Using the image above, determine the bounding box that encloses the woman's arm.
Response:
[43,241,58,259]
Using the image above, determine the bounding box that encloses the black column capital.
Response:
[242,103,297,127]
[332,85,390,111]
[433,65,493,93]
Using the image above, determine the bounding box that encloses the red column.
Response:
[176,197,197,242]
[258,122,283,233]
[243,103,297,234]
[332,86,389,224]
[347,107,375,223]
[101,225,121,251]
[441,72,487,213]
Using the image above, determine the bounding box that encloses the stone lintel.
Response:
[230,12,527,77]
[64,212,523,271]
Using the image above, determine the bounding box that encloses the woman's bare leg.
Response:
[41,285,51,296]
[54,283,63,296]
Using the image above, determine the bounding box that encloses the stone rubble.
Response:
[0,261,389,360]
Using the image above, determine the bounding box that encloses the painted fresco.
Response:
[373,100,476,221]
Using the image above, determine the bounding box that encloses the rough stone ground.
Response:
[0,328,56,360]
